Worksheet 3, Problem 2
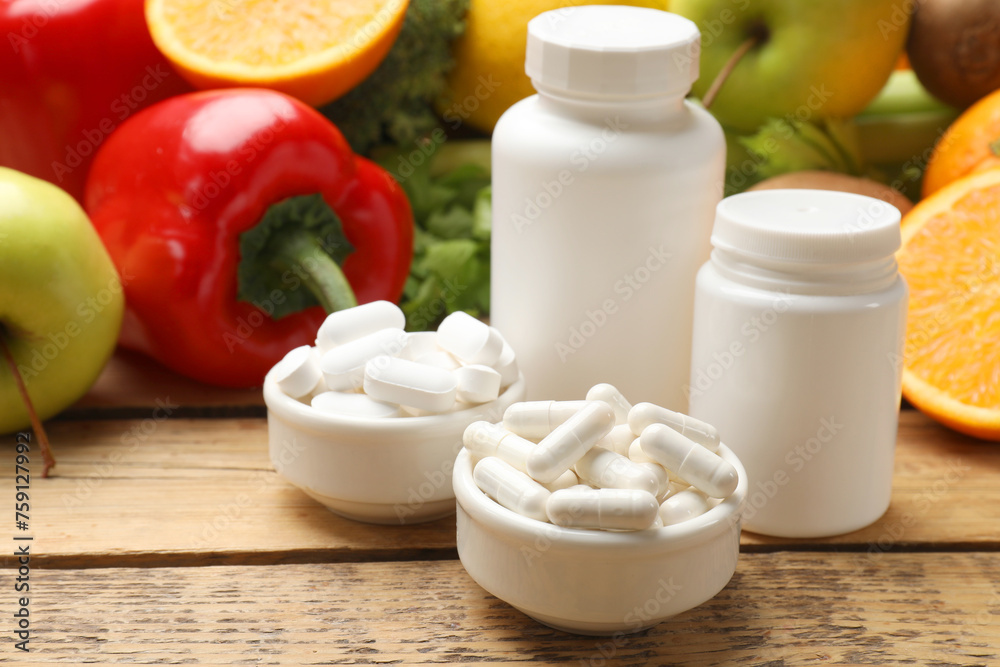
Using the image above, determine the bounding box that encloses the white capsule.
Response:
[640,423,738,498]
[586,383,632,425]
[319,328,407,391]
[546,487,659,531]
[436,311,504,365]
[454,364,502,404]
[636,461,672,502]
[271,345,322,398]
[363,355,457,413]
[398,331,440,361]
[658,489,710,526]
[315,301,405,353]
[527,401,615,483]
[502,400,590,440]
[310,391,401,418]
[542,469,580,492]
[573,447,660,495]
[463,421,535,470]
[595,424,635,456]
[492,340,519,389]
[628,438,658,466]
[629,402,721,453]
[474,457,551,522]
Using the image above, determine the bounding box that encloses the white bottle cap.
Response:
[525,6,700,98]
[711,189,902,264]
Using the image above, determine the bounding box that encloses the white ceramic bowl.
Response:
[454,445,747,635]
[264,373,525,525]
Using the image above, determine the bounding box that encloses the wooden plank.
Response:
[21,553,1000,664]
[69,348,263,413]
[5,411,999,568]
[8,418,456,569]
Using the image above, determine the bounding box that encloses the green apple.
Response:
[671,0,911,132]
[0,168,123,436]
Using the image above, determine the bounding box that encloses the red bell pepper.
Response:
[85,89,414,387]
[0,0,191,203]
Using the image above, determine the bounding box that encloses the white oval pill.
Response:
[271,345,322,398]
[363,355,457,413]
[455,364,502,404]
[436,311,503,365]
[415,350,461,371]
[315,301,405,353]
[399,331,440,361]
[319,328,407,391]
[658,489,710,526]
[639,423,738,499]
[546,487,659,531]
[586,383,632,425]
[502,400,590,440]
[596,424,635,456]
[474,457,551,522]
[492,340,519,389]
[527,401,615,483]
[463,421,535,470]
[629,402,721,452]
[310,391,401,418]
[573,447,659,495]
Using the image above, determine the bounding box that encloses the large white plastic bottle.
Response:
[490,6,724,408]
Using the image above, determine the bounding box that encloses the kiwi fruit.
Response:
[907,0,1000,108]
[746,171,914,216]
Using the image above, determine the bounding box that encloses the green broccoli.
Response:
[320,0,470,155]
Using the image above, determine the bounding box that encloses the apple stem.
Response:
[702,33,762,110]
[0,329,56,478]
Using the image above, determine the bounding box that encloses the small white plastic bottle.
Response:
[689,189,909,538]
[490,6,724,408]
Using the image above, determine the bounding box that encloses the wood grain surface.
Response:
[6,363,1000,665]
[20,554,1000,665]
[9,411,997,569]
[68,349,264,415]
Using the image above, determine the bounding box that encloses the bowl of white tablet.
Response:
[263,303,525,525]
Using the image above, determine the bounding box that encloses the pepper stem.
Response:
[270,229,358,314]
[0,326,56,477]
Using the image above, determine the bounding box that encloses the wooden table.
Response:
[5,350,1000,664]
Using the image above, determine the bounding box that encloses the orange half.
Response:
[146,0,408,108]
[898,169,1000,440]
[922,87,1000,198]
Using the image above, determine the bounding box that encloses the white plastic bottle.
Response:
[689,189,909,538]
[491,6,724,408]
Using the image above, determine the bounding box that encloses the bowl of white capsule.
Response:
[263,302,525,525]
[453,384,747,635]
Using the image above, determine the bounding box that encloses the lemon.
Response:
[440,0,670,134]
